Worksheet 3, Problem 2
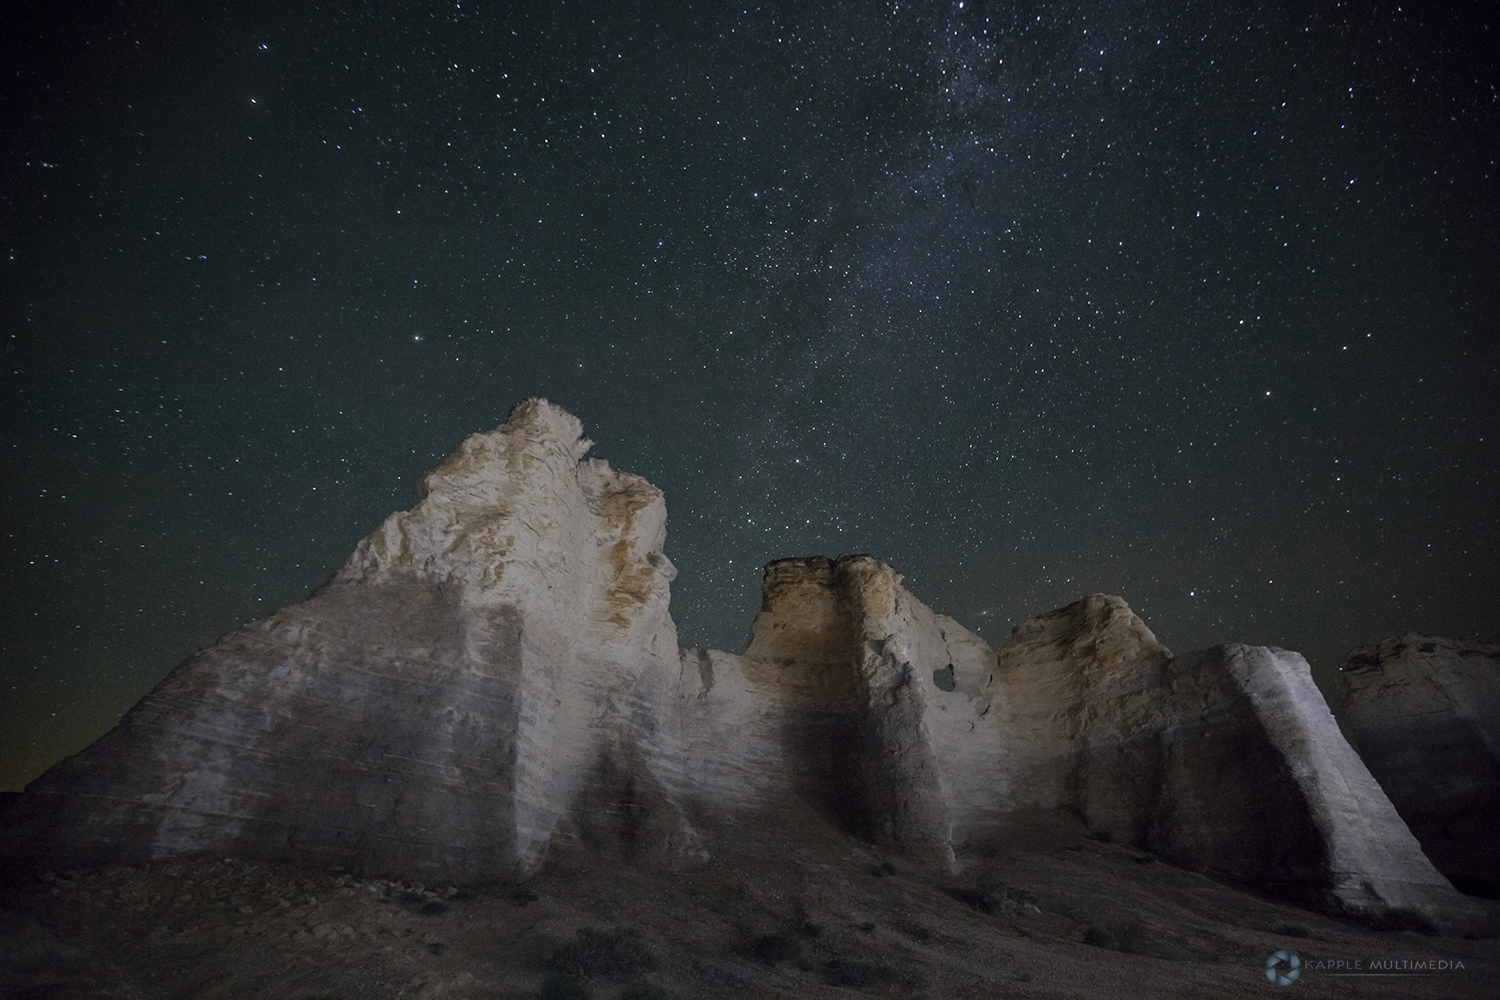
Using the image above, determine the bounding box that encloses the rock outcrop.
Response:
[0,399,688,882]
[1340,634,1500,897]
[985,597,1461,918]
[655,555,1001,868]
[0,399,1478,924]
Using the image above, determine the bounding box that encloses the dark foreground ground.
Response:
[3,816,1497,999]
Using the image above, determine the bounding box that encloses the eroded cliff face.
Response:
[1340,635,1500,897]
[983,598,1463,918]
[1,399,685,882]
[0,400,1479,924]
[659,573,1468,920]
[655,556,1000,867]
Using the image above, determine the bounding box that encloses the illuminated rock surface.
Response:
[0,400,1479,923]
[1,399,688,881]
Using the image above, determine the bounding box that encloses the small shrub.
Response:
[827,957,892,987]
[425,941,446,956]
[421,900,448,916]
[1085,829,1113,844]
[873,860,897,877]
[546,927,657,981]
[751,931,802,965]
[1375,907,1439,936]
[513,887,541,906]
[858,921,876,932]
[537,971,590,1000]
[979,882,1037,916]
[1274,922,1311,938]
[798,922,822,939]
[617,984,668,1000]
[1083,925,1119,950]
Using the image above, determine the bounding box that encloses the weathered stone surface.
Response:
[656,555,1000,866]
[1340,634,1500,897]
[0,399,686,882]
[0,400,1478,924]
[1157,645,1458,916]
[988,597,1467,918]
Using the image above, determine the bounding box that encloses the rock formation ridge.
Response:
[0,399,1480,924]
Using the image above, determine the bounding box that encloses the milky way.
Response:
[2,1,1496,790]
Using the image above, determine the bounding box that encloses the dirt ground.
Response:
[3,817,1497,1000]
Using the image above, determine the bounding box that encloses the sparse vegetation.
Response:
[798,921,822,939]
[420,900,448,916]
[979,881,1037,916]
[870,859,897,877]
[1372,907,1439,936]
[538,971,590,1000]
[617,983,669,1000]
[1274,922,1311,938]
[1085,829,1113,844]
[513,887,541,906]
[1083,925,1120,950]
[827,957,892,986]
[750,930,802,965]
[546,927,657,981]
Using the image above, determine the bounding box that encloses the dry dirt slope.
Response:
[2,815,1496,1000]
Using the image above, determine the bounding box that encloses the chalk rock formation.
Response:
[657,576,1465,918]
[655,556,1001,867]
[989,597,1463,917]
[0,400,1476,923]
[0,399,688,881]
[1340,634,1500,896]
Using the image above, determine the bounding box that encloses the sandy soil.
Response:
[3,818,1497,999]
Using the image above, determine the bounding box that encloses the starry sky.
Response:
[3,1,1497,791]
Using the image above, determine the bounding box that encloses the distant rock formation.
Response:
[1340,634,1500,897]
[986,598,1461,918]
[0,399,1477,924]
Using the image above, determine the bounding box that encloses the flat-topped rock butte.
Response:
[0,398,1482,927]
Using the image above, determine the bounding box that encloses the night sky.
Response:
[3,1,1497,792]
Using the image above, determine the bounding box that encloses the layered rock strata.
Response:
[1340,634,1500,897]
[988,599,1462,916]
[0,399,687,882]
[0,399,1475,923]
[655,555,1001,868]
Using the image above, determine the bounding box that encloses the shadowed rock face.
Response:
[662,555,993,866]
[0,399,1478,923]
[988,599,1464,918]
[1340,634,1500,898]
